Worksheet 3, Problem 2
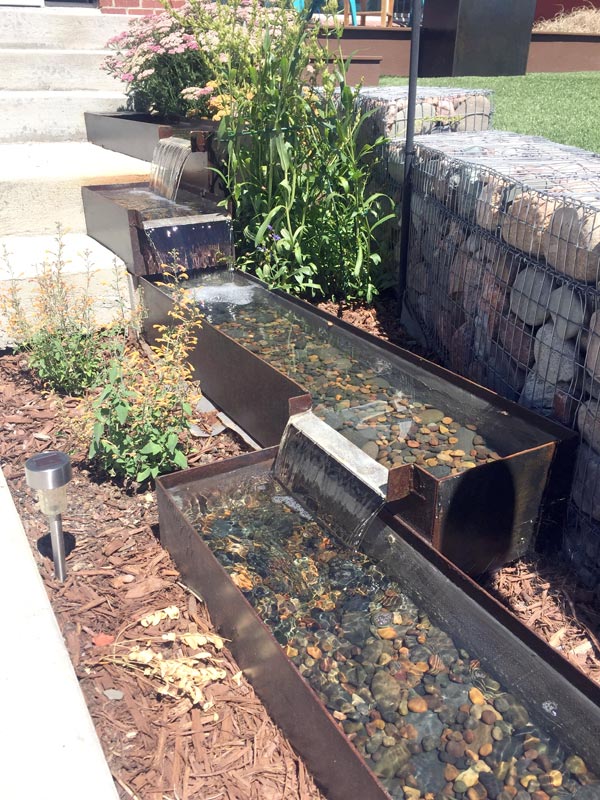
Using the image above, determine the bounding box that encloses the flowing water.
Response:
[96,186,205,221]
[171,465,598,799]
[274,412,387,550]
[149,136,192,200]
[142,215,233,273]
[180,270,531,478]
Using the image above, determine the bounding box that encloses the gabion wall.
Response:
[355,86,493,146]
[355,87,494,279]
[389,130,600,587]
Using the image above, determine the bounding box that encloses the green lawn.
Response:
[381,72,600,154]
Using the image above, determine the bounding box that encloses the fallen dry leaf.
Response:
[92,632,115,647]
[140,605,180,627]
[549,626,567,648]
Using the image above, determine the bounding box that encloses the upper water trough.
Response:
[142,267,576,576]
[82,132,231,276]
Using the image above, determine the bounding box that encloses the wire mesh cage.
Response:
[386,130,600,586]
[356,87,494,170]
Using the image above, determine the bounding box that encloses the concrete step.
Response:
[0,48,122,92]
[0,7,130,50]
[0,141,150,235]
[0,89,127,142]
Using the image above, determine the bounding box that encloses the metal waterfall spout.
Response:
[149,136,192,201]
[273,410,388,550]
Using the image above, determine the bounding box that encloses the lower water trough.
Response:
[157,442,600,800]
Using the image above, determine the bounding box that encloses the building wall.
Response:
[99,0,185,15]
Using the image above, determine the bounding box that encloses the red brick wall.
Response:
[100,0,186,15]
[535,0,600,22]
[102,0,600,18]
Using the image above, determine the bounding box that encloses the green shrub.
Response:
[178,0,394,302]
[0,231,126,397]
[103,9,213,118]
[79,270,203,486]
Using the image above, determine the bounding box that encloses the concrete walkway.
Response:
[0,7,147,795]
[0,466,119,799]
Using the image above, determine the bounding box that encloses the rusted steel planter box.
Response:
[84,111,219,162]
[527,33,600,73]
[81,181,229,276]
[142,270,577,574]
[156,449,600,800]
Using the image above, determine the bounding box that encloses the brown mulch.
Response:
[318,293,432,357]
[4,293,600,798]
[1,352,324,800]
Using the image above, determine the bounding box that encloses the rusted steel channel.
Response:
[157,451,600,800]
[141,269,577,573]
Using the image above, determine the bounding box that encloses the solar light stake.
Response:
[25,451,72,582]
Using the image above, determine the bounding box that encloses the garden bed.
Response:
[3,297,600,797]
[527,32,600,73]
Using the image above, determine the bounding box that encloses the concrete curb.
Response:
[0,466,119,799]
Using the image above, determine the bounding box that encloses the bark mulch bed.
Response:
[1,352,324,800]
[3,293,600,799]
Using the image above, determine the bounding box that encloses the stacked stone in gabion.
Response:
[398,130,600,585]
[355,86,493,147]
[357,88,493,283]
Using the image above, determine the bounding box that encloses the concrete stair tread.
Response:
[0,88,125,98]
[0,7,131,50]
[0,47,111,54]
[0,142,150,235]
[0,51,123,91]
[0,90,128,142]
[0,141,150,182]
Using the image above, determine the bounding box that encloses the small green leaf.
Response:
[139,441,161,455]
[167,432,179,451]
[172,449,188,469]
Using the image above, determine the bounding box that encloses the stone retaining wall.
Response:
[354,87,494,283]
[390,130,600,587]
[356,86,493,156]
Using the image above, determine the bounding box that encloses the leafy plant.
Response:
[178,0,394,302]
[0,230,127,397]
[82,269,203,486]
[103,9,213,118]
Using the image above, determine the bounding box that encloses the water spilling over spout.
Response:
[149,137,192,201]
[274,410,387,549]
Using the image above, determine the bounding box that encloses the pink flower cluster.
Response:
[103,7,201,86]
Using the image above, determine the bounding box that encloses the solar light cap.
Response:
[25,451,72,491]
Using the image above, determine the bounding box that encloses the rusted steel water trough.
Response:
[157,449,600,800]
[142,268,577,575]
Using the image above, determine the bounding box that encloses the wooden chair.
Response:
[343,0,394,27]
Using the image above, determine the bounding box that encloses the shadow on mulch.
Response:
[37,529,76,559]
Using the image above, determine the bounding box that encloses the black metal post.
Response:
[397,0,422,303]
